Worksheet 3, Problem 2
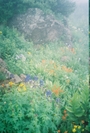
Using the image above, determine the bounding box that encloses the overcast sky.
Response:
[72,0,88,3]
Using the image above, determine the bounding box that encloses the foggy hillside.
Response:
[69,2,88,34]
[0,1,89,132]
[69,2,88,24]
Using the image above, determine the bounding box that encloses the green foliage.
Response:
[0,72,6,81]
[0,11,88,132]
[89,2,90,25]
[66,84,90,132]
[50,0,75,17]
[23,0,75,17]
[0,26,26,59]
[0,0,75,24]
[0,0,24,24]
[0,86,62,133]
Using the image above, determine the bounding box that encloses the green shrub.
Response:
[66,84,90,132]
[0,26,26,59]
[0,0,75,24]
[0,85,62,133]
[0,72,6,81]
[0,0,29,24]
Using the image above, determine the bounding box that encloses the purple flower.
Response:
[40,79,44,86]
[33,76,38,81]
[56,98,60,104]
[9,74,14,79]
[46,90,52,97]
[25,75,32,82]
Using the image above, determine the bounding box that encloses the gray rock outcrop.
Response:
[9,8,72,45]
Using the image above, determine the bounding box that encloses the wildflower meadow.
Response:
[0,22,89,133]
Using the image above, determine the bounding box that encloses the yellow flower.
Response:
[72,128,76,132]
[23,86,27,91]
[78,126,81,129]
[9,81,14,87]
[19,83,25,87]
[74,125,77,128]
[18,84,27,92]
[28,52,31,55]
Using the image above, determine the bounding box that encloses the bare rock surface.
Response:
[9,8,72,45]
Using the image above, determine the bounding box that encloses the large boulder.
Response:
[9,8,72,45]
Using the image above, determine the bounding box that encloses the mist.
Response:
[69,0,89,34]
[72,0,88,4]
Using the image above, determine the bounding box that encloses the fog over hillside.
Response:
[70,0,88,21]
[72,0,88,4]
[69,0,88,35]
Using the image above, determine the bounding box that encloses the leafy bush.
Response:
[0,0,75,24]
[0,72,6,81]
[0,85,63,133]
[0,0,29,24]
[23,0,76,17]
[49,0,75,17]
[66,84,90,133]
[0,26,27,59]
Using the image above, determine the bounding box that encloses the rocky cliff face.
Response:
[9,8,72,45]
